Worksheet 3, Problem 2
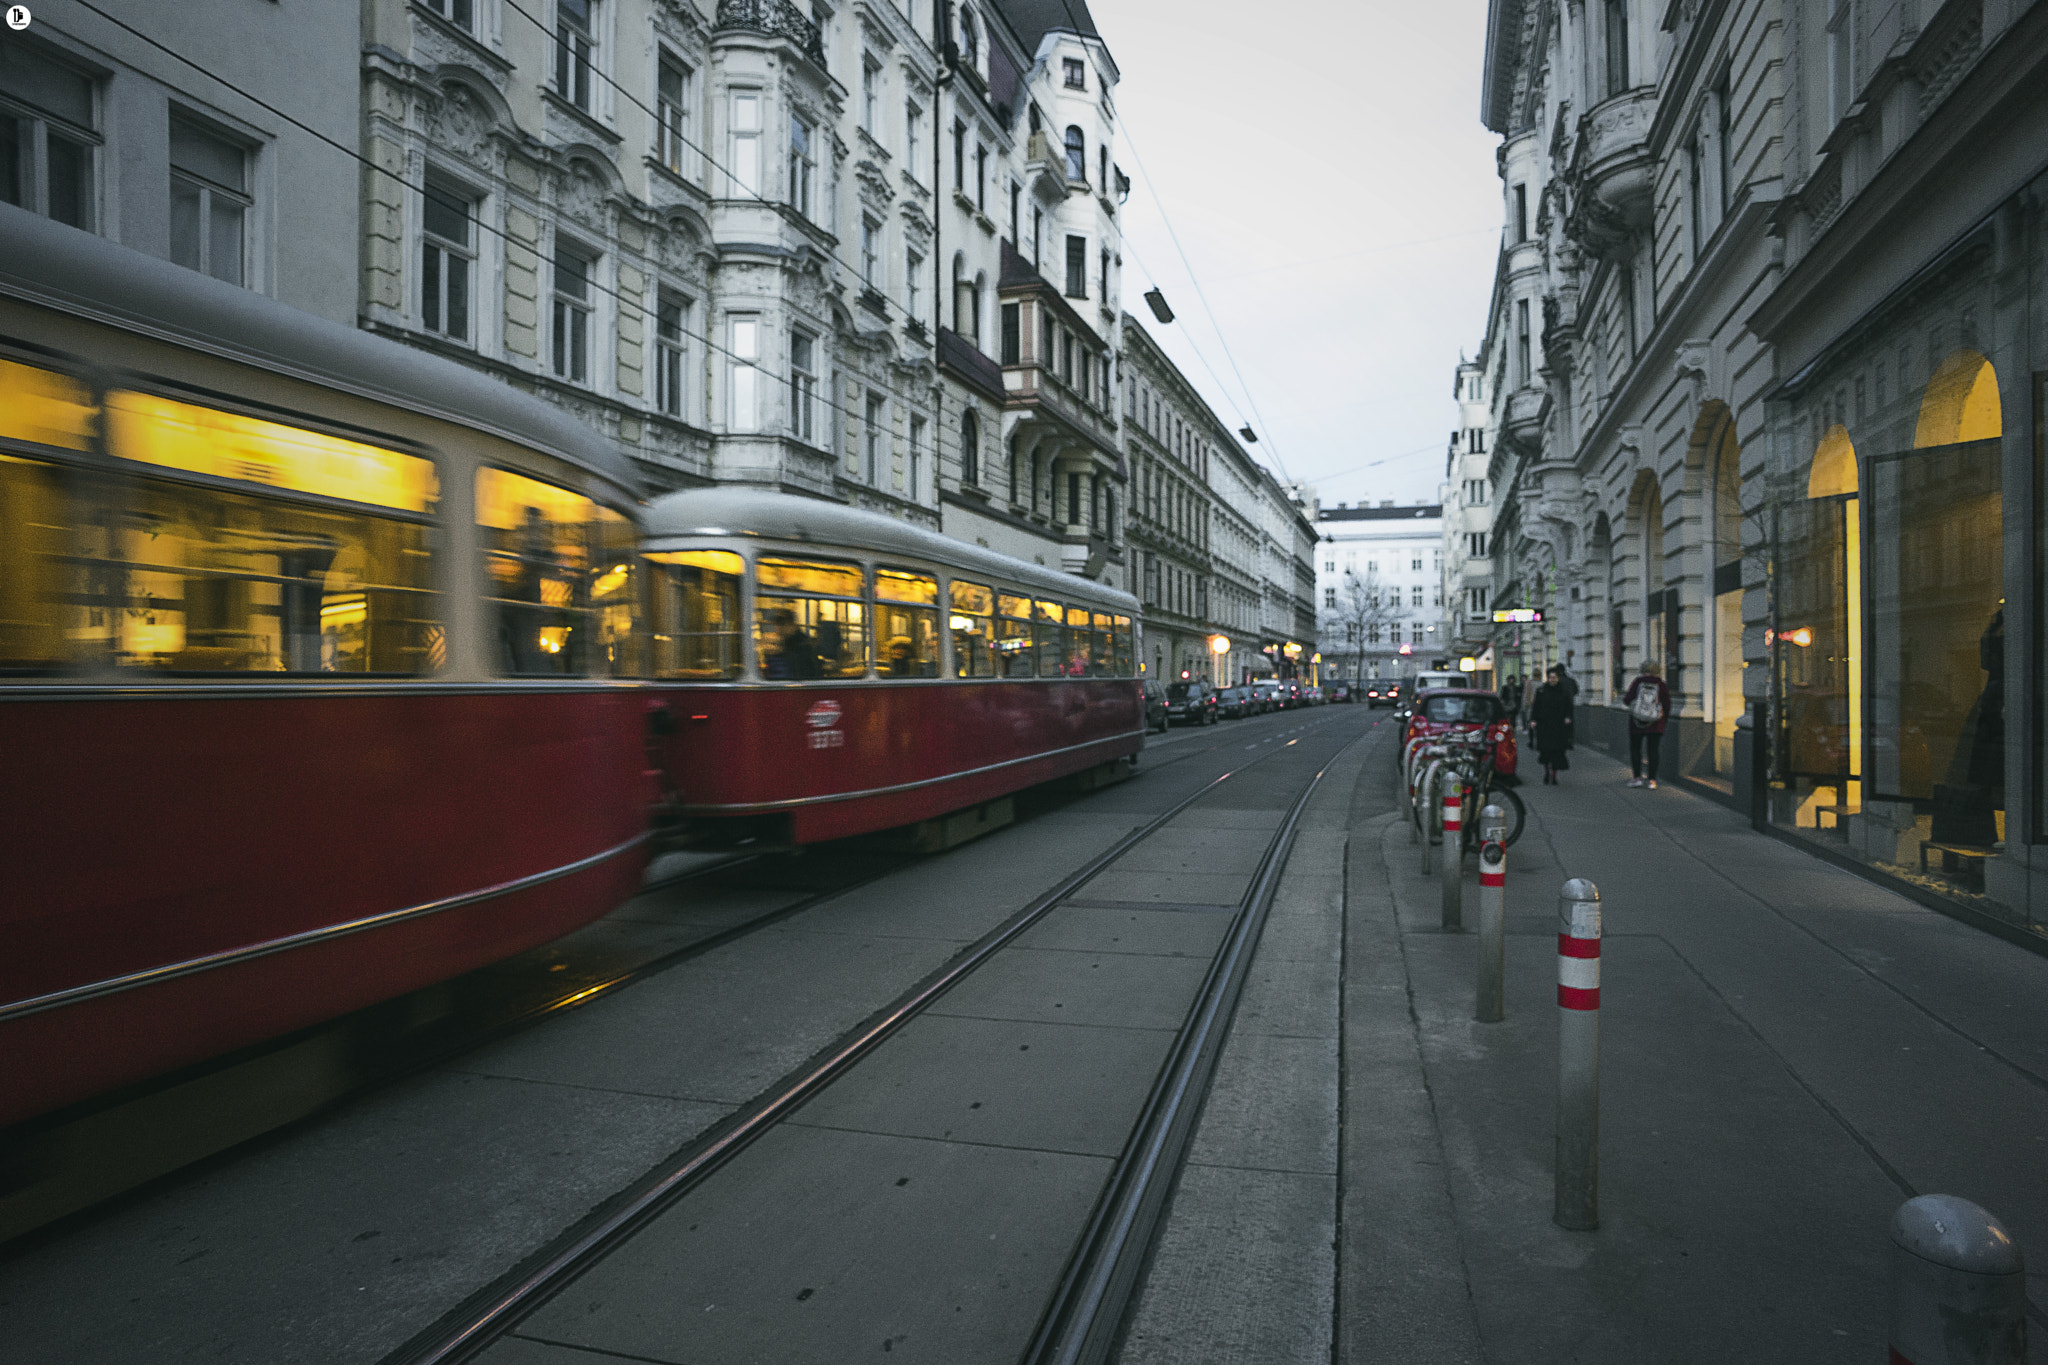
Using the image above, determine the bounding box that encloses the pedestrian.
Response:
[1623,659,1671,788]
[1530,665,1573,784]
[1555,660,1580,748]
[1498,674,1522,719]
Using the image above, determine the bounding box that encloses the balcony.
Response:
[1503,386,1545,448]
[715,0,827,71]
[1023,131,1069,200]
[1563,88,1656,256]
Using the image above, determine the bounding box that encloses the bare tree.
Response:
[1318,568,1396,684]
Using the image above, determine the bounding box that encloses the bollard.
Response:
[1889,1194,2028,1364]
[1554,877,1601,1231]
[1418,761,1439,875]
[1475,804,1507,1022]
[1440,786,1463,930]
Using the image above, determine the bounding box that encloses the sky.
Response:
[1091,0,1504,510]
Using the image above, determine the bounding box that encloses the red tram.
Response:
[641,488,1145,846]
[0,206,653,1127]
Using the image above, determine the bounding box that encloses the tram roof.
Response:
[645,486,1142,612]
[0,205,641,501]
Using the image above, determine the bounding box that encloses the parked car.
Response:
[1216,685,1253,719]
[1364,680,1402,709]
[1249,681,1281,713]
[1303,685,1324,706]
[1165,679,1220,726]
[1401,687,1519,780]
[1328,682,1352,704]
[1142,679,1169,733]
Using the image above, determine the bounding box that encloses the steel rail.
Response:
[1018,718,1376,1365]
[382,710,1359,1365]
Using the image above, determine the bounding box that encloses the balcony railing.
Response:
[715,0,827,70]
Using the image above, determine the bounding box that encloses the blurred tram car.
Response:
[0,206,653,1127]
[641,487,1145,846]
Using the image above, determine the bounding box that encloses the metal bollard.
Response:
[1554,877,1601,1231]
[1419,761,1439,875]
[1889,1194,2028,1364]
[1475,804,1507,1022]
[1440,786,1463,930]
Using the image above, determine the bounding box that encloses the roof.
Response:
[1480,0,1527,133]
[0,204,642,500]
[996,0,1099,51]
[643,486,1142,612]
[1318,504,1444,521]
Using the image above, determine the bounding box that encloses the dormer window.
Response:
[1063,58,1085,89]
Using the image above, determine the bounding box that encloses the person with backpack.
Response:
[1623,659,1670,788]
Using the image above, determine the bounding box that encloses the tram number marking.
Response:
[807,729,844,749]
[805,700,842,728]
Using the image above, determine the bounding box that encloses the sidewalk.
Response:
[1345,742,2048,1363]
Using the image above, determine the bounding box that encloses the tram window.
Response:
[0,360,94,670]
[1060,607,1098,677]
[949,579,996,678]
[1089,612,1114,677]
[476,466,638,677]
[756,556,867,679]
[997,591,1034,677]
[876,568,940,678]
[90,390,439,674]
[648,548,742,679]
[1033,599,1068,677]
[1113,615,1132,676]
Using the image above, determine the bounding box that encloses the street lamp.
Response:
[1209,633,1229,687]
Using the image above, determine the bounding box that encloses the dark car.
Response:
[1165,680,1219,726]
[1141,679,1169,733]
[1248,682,1279,713]
[1365,680,1403,709]
[1329,682,1352,704]
[1217,685,1253,719]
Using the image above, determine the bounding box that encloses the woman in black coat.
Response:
[1529,665,1574,785]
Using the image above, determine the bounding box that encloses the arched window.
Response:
[970,270,986,345]
[1008,436,1020,502]
[961,408,980,485]
[1064,126,1086,182]
[951,253,970,336]
[959,8,978,66]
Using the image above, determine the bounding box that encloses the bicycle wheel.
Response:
[1462,783,1526,850]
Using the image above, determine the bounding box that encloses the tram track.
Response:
[384,707,1375,1365]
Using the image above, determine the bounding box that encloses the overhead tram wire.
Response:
[65,0,980,471]
[1118,236,1262,452]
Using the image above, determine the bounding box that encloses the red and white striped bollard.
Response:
[1475,804,1507,1022]
[1440,786,1463,930]
[1555,877,1600,1231]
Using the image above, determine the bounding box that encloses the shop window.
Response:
[477,466,637,677]
[876,568,941,678]
[755,556,867,679]
[1778,423,1859,827]
[647,549,742,679]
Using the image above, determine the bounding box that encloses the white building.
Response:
[1315,501,1445,684]
[1440,357,1495,674]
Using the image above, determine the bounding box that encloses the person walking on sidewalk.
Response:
[1530,665,1574,785]
[1623,659,1671,788]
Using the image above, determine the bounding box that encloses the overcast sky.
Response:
[1093,1,1503,510]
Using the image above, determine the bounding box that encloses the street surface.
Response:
[3,709,2044,1363]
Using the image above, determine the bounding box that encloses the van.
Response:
[1413,670,1464,693]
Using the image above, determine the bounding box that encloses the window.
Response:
[952,119,965,190]
[907,249,922,319]
[729,315,759,431]
[169,116,248,285]
[1411,557,1423,572]
[1469,532,1488,556]
[1513,184,1527,244]
[1100,248,1110,304]
[420,176,473,342]
[1062,329,1074,384]
[551,241,594,383]
[1065,235,1086,298]
[951,580,997,677]
[556,0,594,111]
[908,414,926,500]
[960,407,980,484]
[1325,588,1337,607]
[1324,560,1336,573]
[876,569,941,676]
[0,43,95,234]
[906,101,922,178]
[1465,477,1487,504]
[1467,428,1485,454]
[1688,126,1704,258]
[1063,125,1085,181]
[789,116,815,217]
[864,391,885,484]
[860,216,879,286]
[998,592,1037,677]
[790,329,816,443]
[959,7,979,66]
[655,292,689,418]
[861,58,880,134]
[1000,303,1020,364]
[1468,586,1490,619]
[1031,207,1042,267]
[1715,72,1732,213]
[975,142,987,211]
[478,466,637,677]
[1008,181,1020,244]
[424,0,474,26]
[755,557,867,679]
[1063,57,1086,89]
[1515,298,1531,387]
[25,382,441,675]
[730,92,761,195]
[657,53,692,175]
[1603,0,1629,98]
[648,549,742,679]
[1099,145,1107,192]
[1827,0,1857,123]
